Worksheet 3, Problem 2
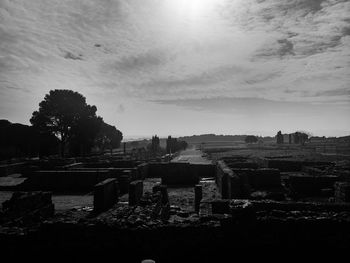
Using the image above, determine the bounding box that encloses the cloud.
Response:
[143,65,250,88]
[105,50,167,73]
[63,51,83,60]
[152,96,311,112]
[225,0,350,59]
[255,38,295,58]
[0,0,349,135]
[313,88,350,97]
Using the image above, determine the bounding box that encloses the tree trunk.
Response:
[60,140,65,157]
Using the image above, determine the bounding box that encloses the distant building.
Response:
[276,131,309,145]
[276,131,284,144]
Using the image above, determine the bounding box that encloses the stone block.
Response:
[1,191,54,223]
[93,178,118,214]
[129,180,143,206]
[194,184,202,213]
[160,185,169,204]
[335,181,350,202]
[211,199,230,214]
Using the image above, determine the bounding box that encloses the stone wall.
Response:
[1,191,54,225]
[23,170,116,192]
[93,178,118,214]
[161,162,199,185]
[148,162,215,185]
[216,161,240,199]
[289,174,339,196]
[2,198,350,261]
[0,162,26,177]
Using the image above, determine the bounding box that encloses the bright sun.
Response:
[166,0,217,19]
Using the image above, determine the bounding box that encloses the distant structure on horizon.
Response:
[276,131,309,145]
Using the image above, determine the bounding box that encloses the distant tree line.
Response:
[166,136,188,154]
[1,89,123,159]
[0,120,58,159]
[244,135,258,144]
[179,134,275,144]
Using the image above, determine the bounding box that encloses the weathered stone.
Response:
[160,203,170,221]
[93,178,118,214]
[152,183,161,193]
[211,199,230,214]
[335,181,350,202]
[129,180,144,206]
[194,184,203,213]
[160,185,169,205]
[1,191,54,224]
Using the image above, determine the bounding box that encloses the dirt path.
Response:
[171,148,212,164]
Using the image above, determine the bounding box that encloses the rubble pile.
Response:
[0,191,54,226]
[335,182,350,202]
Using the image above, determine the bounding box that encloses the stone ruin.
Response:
[1,152,350,261]
[1,191,54,227]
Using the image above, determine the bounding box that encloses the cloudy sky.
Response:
[0,0,349,138]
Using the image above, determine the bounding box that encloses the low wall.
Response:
[190,164,216,179]
[216,161,240,199]
[110,160,136,168]
[289,175,339,196]
[61,163,84,170]
[94,178,118,213]
[0,162,26,177]
[3,199,350,261]
[68,167,137,181]
[226,162,258,169]
[148,162,215,185]
[23,170,112,192]
[161,162,199,185]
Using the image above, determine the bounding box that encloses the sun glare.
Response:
[166,0,217,19]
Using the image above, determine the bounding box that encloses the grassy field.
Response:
[201,142,350,162]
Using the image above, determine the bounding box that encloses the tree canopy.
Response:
[0,119,58,159]
[95,121,123,153]
[30,89,102,156]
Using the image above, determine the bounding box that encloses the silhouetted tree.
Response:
[30,90,102,156]
[245,135,258,144]
[166,136,188,153]
[95,121,123,154]
[0,119,59,159]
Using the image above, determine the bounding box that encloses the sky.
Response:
[0,0,349,139]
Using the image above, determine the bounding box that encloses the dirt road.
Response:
[171,148,212,164]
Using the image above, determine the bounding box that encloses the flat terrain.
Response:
[205,143,350,162]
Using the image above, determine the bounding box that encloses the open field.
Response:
[201,142,350,162]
